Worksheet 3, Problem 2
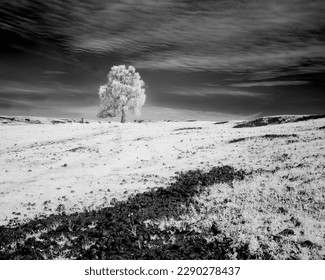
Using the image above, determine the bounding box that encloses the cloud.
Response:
[1,0,325,77]
[43,71,66,76]
[230,80,310,87]
[169,86,264,98]
[0,81,85,96]
[0,97,35,109]
[0,80,95,108]
[132,45,325,73]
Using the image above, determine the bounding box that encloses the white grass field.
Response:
[0,115,324,259]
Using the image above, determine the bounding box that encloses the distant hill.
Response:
[0,116,93,125]
[234,114,325,128]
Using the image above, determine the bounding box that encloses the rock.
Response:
[273,235,283,242]
[277,229,295,236]
[277,207,287,214]
[300,240,315,248]
[110,198,117,205]
[211,223,222,235]
[290,217,301,227]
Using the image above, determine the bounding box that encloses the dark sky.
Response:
[0,0,324,121]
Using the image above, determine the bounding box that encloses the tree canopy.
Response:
[97,65,146,122]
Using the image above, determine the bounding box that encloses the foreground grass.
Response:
[152,170,325,260]
[0,162,324,259]
[0,115,324,259]
[0,166,249,260]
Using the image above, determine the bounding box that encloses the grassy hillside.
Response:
[0,115,324,259]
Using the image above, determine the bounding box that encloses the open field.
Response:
[0,115,324,259]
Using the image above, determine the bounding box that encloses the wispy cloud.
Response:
[0,80,93,110]
[43,70,66,76]
[169,86,265,98]
[0,82,53,95]
[230,80,310,87]
[133,45,325,73]
[2,0,325,76]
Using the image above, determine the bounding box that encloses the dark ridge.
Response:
[294,114,325,122]
[262,134,298,139]
[228,137,247,143]
[234,114,325,128]
[233,116,285,128]
[214,121,228,125]
[229,134,298,144]
[67,147,86,153]
[174,127,202,131]
[0,166,255,260]
[0,116,16,121]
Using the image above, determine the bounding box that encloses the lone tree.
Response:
[97,65,146,123]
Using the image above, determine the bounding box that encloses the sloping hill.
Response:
[234,114,325,128]
[0,115,324,259]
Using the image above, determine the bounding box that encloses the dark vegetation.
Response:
[0,166,254,260]
[294,114,325,122]
[214,121,228,125]
[0,116,88,125]
[234,114,325,128]
[174,127,202,131]
[234,116,285,128]
[229,134,298,144]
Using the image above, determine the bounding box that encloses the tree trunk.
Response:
[121,109,126,123]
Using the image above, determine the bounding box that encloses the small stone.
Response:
[273,235,283,242]
[300,240,315,248]
[290,217,301,227]
[278,228,295,236]
[110,198,117,205]
[277,207,287,214]
[211,223,222,235]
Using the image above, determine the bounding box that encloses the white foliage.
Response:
[97,65,146,119]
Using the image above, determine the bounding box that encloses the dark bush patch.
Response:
[0,116,16,121]
[234,117,284,128]
[261,134,298,139]
[229,138,247,144]
[229,134,298,144]
[174,127,202,131]
[67,147,86,152]
[214,121,228,125]
[234,114,325,128]
[0,166,252,260]
[318,126,325,130]
[294,114,325,122]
